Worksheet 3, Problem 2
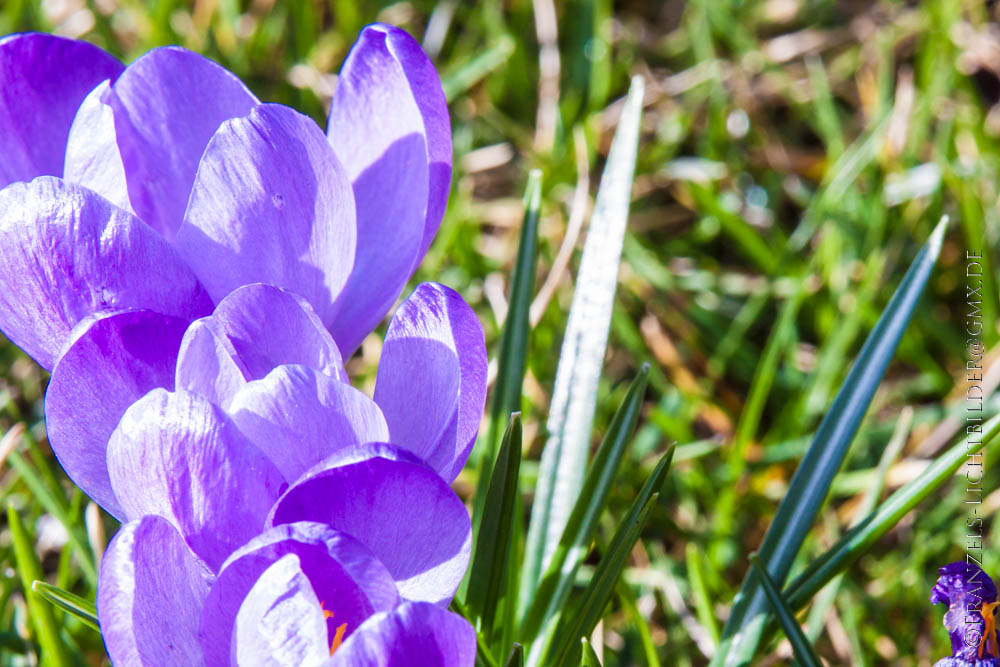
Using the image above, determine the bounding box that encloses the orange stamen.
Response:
[319,602,349,656]
[980,601,999,658]
[329,622,348,655]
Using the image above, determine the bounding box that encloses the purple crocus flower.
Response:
[931,561,1000,666]
[100,516,476,665]
[48,280,485,525]
[91,285,484,663]
[0,21,450,371]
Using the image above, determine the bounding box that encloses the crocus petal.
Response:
[104,46,258,239]
[200,522,399,667]
[98,516,212,667]
[329,601,475,667]
[228,365,388,482]
[176,284,346,410]
[174,319,248,410]
[107,388,285,570]
[0,177,213,369]
[0,33,123,188]
[270,443,471,605]
[326,23,452,355]
[374,283,486,481]
[45,310,188,519]
[63,80,131,211]
[362,24,451,260]
[234,554,331,667]
[177,105,356,329]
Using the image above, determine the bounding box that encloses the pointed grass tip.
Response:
[929,215,949,255]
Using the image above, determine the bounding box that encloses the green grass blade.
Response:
[5,450,97,586]
[711,216,948,666]
[685,543,720,647]
[749,555,822,667]
[7,505,71,667]
[475,170,542,510]
[545,493,659,667]
[783,411,1000,614]
[543,447,674,667]
[519,366,651,641]
[505,644,524,667]
[617,581,662,667]
[31,582,99,633]
[804,406,912,640]
[442,34,515,102]
[522,75,644,606]
[686,183,780,275]
[710,278,807,568]
[466,413,523,639]
[580,637,602,666]
[787,112,891,251]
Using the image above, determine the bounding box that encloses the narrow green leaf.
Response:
[783,412,1000,615]
[805,406,912,640]
[805,55,845,160]
[466,413,523,638]
[710,277,807,568]
[504,644,524,667]
[7,505,71,667]
[685,543,720,647]
[31,581,99,633]
[519,365,651,641]
[580,637,602,666]
[442,34,515,102]
[543,447,674,667]
[749,555,822,667]
[545,492,659,667]
[523,75,644,611]
[5,450,97,586]
[687,183,780,275]
[617,581,662,667]
[475,170,542,510]
[787,112,891,251]
[712,216,948,666]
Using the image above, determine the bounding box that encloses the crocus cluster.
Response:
[931,561,1000,666]
[0,25,484,665]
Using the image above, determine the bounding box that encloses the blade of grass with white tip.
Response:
[711,217,949,667]
[522,75,644,604]
[749,555,822,667]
